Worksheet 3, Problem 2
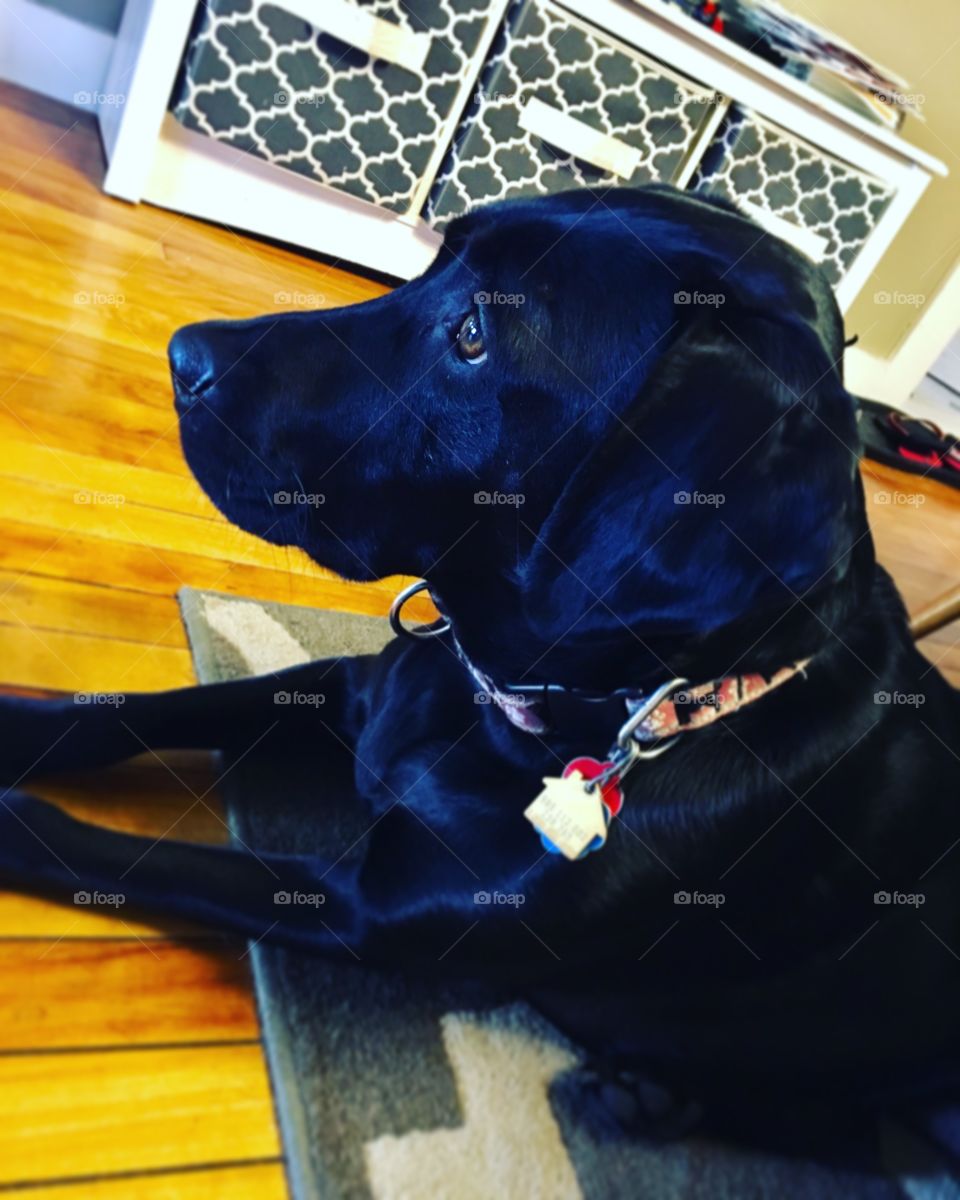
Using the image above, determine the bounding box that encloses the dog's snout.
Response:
[169,323,216,412]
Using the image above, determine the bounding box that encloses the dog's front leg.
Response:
[0,792,710,1139]
[0,655,373,783]
[0,791,555,973]
[0,790,367,951]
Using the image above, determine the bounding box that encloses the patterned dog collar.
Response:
[389,580,810,745]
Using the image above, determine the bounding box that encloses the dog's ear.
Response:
[523,307,866,651]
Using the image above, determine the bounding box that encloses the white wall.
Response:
[0,0,115,110]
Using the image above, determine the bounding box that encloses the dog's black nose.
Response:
[169,324,215,412]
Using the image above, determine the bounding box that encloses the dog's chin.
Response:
[179,451,386,586]
[177,436,290,549]
[203,483,298,548]
[304,548,384,584]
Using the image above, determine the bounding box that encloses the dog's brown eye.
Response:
[456,312,486,364]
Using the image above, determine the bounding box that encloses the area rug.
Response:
[179,587,958,1200]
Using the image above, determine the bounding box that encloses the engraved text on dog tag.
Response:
[524,771,610,861]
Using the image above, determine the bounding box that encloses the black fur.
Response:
[2,186,959,1137]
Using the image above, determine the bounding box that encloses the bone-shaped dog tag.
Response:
[524,771,610,861]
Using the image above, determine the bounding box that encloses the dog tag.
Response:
[563,756,623,816]
[524,770,610,861]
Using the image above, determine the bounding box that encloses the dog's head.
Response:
[171,187,869,686]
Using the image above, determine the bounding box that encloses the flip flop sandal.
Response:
[883,412,948,467]
[887,413,960,473]
[857,397,960,491]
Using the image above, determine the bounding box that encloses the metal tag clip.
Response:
[587,676,689,792]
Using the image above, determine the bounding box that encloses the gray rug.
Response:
[178,587,957,1200]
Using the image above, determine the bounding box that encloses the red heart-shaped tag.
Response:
[562,756,623,816]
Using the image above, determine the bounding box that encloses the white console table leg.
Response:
[100,0,197,202]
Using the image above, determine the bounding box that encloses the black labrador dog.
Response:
[2,185,959,1136]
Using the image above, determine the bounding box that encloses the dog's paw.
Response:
[570,1060,704,1141]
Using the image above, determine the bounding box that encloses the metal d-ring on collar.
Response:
[389,580,452,639]
[618,675,690,759]
[586,675,690,794]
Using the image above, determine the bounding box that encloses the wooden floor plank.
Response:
[864,463,960,686]
[0,1162,288,1200]
[0,1044,280,1185]
[0,476,430,623]
[0,940,257,1050]
[0,516,394,612]
[0,621,194,692]
[918,626,960,686]
[0,318,184,415]
[0,570,188,648]
[0,438,217,517]
[0,393,189,476]
[0,893,202,939]
[0,475,316,575]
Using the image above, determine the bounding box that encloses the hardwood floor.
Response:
[0,81,957,1196]
[0,82,394,1197]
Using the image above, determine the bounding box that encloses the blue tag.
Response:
[539,810,610,859]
